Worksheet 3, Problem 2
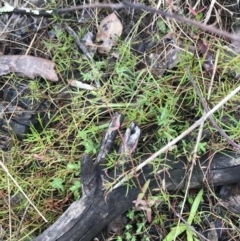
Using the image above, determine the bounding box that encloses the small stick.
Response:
[185,67,240,151]
[58,1,240,43]
[113,83,240,189]
[16,203,30,239]
[64,23,101,87]
[0,2,239,43]
[172,207,211,241]
[0,160,47,222]
[64,23,92,61]
[96,112,124,164]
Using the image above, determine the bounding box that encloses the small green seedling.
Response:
[51,177,64,192]
[163,189,203,241]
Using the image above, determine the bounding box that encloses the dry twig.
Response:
[1,2,240,43]
[185,67,240,152]
[113,83,240,189]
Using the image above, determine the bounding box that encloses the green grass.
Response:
[1,0,240,240]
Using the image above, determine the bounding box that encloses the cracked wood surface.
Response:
[34,150,240,241]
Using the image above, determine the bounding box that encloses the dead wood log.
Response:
[34,114,240,241]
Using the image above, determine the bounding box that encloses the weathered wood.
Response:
[95,112,125,164]
[34,150,240,241]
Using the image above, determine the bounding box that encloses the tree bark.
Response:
[34,150,240,241]
[33,110,240,241]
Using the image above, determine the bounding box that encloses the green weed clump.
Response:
[1,1,240,240]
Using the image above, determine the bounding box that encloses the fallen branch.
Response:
[113,83,240,189]
[34,114,240,241]
[1,2,239,43]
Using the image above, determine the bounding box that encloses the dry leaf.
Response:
[0,55,58,82]
[96,12,123,54]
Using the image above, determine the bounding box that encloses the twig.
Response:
[96,112,124,164]
[59,1,240,43]
[16,203,30,239]
[204,0,217,24]
[178,112,205,235]
[64,23,92,61]
[0,160,47,222]
[25,17,44,55]
[7,178,12,239]
[1,2,240,43]
[172,208,211,241]
[64,23,101,87]
[179,55,219,235]
[185,67,240,152]
[113,83,240,189]
[0,3,56,16]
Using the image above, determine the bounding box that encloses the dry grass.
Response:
[0,0,240,240]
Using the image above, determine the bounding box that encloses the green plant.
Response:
[163,189,203,241]
[1,1,240,240]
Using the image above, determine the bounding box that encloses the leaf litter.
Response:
[96,12,123,54]
[0,55,58,82]
[1,1,240,240]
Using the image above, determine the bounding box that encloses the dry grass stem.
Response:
[113,83,240,189]
[56,1,240,42]
[0,161,47,222]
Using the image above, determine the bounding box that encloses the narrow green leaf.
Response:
[142,179,150,194]
[186,228,193,241]
[163,224,187,241]
[187,189,203,224]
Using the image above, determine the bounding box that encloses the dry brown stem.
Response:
[57,1,240,43]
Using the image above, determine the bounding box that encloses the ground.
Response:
[1,0,240,240]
